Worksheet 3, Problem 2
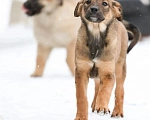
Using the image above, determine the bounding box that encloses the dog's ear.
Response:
[112,1,123,21]
[74,1,83,17]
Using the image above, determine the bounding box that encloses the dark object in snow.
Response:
[118,0,150,36]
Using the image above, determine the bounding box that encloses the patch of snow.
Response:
[0,26,150,120]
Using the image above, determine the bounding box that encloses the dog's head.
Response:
[74,0,122,23]
[22,0,63,16]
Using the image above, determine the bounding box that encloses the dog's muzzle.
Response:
[85,5,105,23]
[22,1,43,16]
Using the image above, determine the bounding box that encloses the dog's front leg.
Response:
[111,61,126,117]
[75,68,89,120]
[31,44,52,77]
[91,78,100,112]
[94,61,115,113]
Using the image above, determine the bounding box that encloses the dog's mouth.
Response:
[22,5,30,14]
[85,13,105,23]
[22,6,34,16]
[22,2,43,16]
[86,16,105,23]
[90,17,98,22]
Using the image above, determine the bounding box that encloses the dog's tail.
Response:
[122,20,141,53]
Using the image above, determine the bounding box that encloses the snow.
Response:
[0,0,12,33]
[0,26,150,120]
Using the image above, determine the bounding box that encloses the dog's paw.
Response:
[92,97,110,114]
[92,102,110,114]
[31,73,42,77]
[111,108,124,118]
[94,106,110,114]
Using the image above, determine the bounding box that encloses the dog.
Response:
[22,0,80,77]
[74,0,140,119]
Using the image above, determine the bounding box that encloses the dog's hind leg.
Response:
[66,40,76,76]
[75,68,89,120]
[111,60,126,117]
[91,78,100,112]
[31,44,52,77]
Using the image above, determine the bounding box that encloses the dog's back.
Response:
[33,1,80,47]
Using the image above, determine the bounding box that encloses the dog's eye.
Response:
[102,2,108,6]
[85,0,91,4]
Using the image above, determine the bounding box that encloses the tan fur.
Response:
[74,0,128,119]
[31,0,80,77]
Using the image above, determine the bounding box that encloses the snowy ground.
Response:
[0,26,150,120]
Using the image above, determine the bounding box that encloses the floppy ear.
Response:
[112,1,123,21]
[74,1,83,17]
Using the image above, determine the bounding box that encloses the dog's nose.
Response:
[90,6,98,13]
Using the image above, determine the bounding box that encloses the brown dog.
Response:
[74,0,139,119]
[23,0,80,77]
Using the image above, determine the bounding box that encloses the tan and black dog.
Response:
[74,0,139,119]
[22,0,80,77]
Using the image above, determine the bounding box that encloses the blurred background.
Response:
[0,0,150,48]
[0,0,34,49]
[118,0,150,36]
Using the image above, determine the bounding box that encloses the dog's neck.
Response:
[83,22,108,60]
[83,20,115,60]
[87,22,107,38]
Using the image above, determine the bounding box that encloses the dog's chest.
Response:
[87,23,107,60]
[85,23,108,78]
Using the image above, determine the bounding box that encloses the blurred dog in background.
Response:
[22,0,80,77]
